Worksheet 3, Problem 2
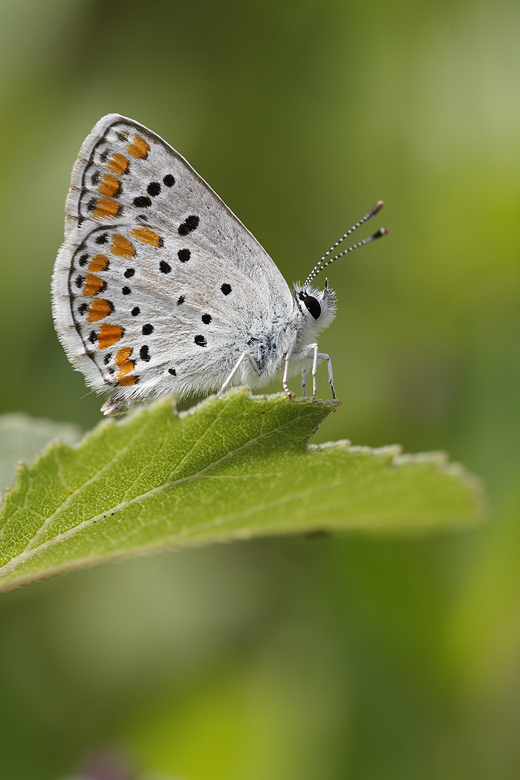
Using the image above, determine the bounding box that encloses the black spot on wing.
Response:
[133,196,151,208]
[178,215,199,236]
[147,182,161,196]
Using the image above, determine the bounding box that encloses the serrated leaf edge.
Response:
[0,390,334,580]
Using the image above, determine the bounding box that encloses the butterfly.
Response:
[52,114,387,415]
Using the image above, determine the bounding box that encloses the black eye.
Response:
[299,293,321,320]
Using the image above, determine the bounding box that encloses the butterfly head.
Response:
[294,280,337,333]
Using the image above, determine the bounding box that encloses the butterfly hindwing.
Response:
[54,220,265,403]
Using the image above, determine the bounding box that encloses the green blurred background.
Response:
[0,0,519,778]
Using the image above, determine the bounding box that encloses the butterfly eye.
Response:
[299,292,321,320]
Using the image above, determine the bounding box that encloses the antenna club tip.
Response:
[370,200,385,216]
[372,226,389,239]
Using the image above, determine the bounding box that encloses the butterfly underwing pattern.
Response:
[52,114,386,414]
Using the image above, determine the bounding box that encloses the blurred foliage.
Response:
[0,0,518,778]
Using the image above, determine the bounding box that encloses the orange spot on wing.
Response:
[126,134,150,159]
[82,274,105,297]
[98,324,124,349]
[115,347,134,378]
[115,347,133,365]
[92,197,121,220]
[131,227,162,247]
[108,153,129,175]
[110,234,135,258]
[88,254,109,272]
[98,173,121,197]
[118,375,137,386]
[116,361,134,378]
[87,299,112,322]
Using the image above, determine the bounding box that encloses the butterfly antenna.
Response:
[304,201,387,288]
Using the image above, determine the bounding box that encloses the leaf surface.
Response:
[0,413,82,499]
[0,390,485,591]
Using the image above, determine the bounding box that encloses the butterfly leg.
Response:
[311,343,320,397]
[218,352,259,397]
[299,343,320,398]
[318,352,336,400]
[283,330,298,397]
[301,366,309,397]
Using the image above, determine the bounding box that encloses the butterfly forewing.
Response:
[66,114,290,302]
[53,114,303,411]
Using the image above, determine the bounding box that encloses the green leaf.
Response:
[0,389,485,592]
[0,413,82,499]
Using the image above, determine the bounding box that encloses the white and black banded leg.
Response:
[318,352,336,399]
[301,343,326,399]
[301,366,309,397]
